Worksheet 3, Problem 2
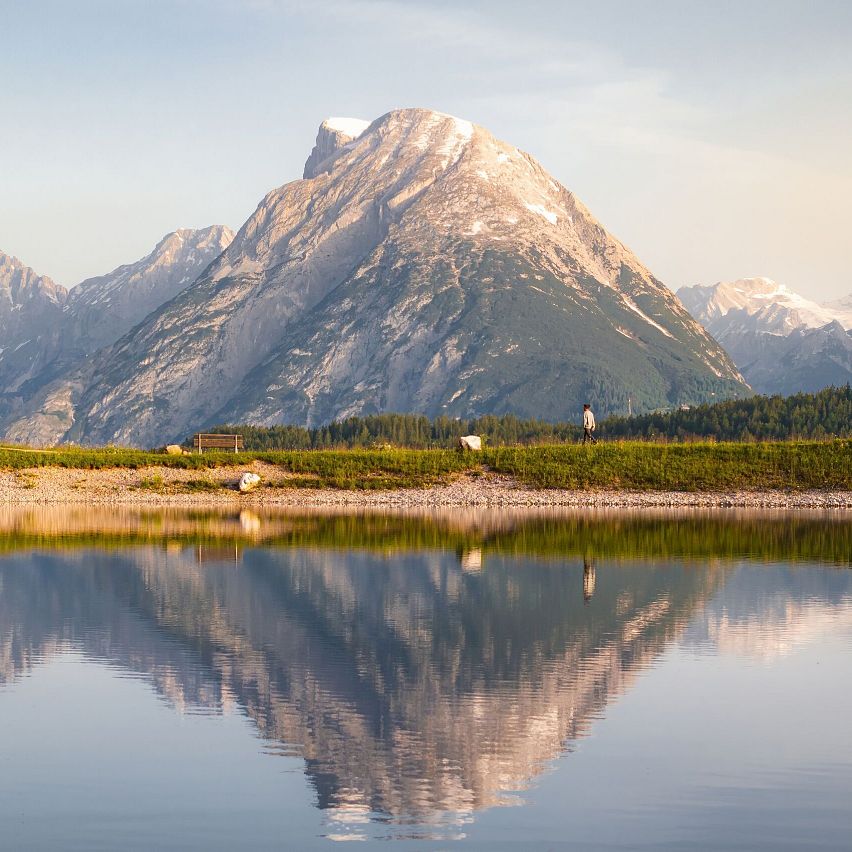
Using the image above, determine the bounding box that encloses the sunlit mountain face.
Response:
[0,508,850,844]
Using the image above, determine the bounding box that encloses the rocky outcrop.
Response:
[238,472,261,492]
[303,117,370,179]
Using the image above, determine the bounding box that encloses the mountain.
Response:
[303,117,371,179]
[678,277,852,336]
[65,226,234,355]
[678,278,852,395]
[28,108,744,447]
[0,253,68,419]
[0,227,232,444]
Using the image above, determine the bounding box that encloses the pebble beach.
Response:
[2,462,850,508]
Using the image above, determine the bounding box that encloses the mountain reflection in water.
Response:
[0,506,850,843]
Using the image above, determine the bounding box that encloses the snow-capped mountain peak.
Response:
[677,278,852,396]
[50,106,744,446]
[679,277,852,335]
[303,116,371,179]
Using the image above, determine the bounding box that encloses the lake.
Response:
[1,507,850,850]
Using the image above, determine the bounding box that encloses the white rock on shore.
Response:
[238,472,262,493]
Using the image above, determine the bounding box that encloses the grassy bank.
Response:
[485,441,852,491]
[1,440,850,491]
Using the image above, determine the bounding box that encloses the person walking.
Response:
[582,403,597,445]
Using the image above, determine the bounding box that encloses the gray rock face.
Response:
[60,108,745,447]
[720,321,852,397]
[678,278,852,394]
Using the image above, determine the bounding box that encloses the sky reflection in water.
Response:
[0,507,850,850]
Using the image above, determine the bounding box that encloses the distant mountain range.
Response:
[0,226,232,441]
[65,226,234,355]
[678,278,852,395]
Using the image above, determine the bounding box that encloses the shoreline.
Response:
[1,464,851,509]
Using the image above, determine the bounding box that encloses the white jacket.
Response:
[583,409,595,430]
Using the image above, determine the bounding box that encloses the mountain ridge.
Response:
[65,225,234,354]
[0,226,233,444]
[0,252,69,409]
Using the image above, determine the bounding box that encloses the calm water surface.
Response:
[0,507,850,850]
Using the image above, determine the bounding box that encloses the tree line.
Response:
[194,385,852,449]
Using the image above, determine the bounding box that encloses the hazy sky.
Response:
[3,0,851,300]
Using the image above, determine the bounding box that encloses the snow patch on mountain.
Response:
[621,296,674,339]
[324,117,370,138]
[524,203,558,225]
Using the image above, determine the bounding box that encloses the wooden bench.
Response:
[193,433,244,454]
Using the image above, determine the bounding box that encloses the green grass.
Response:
[0,445,479,489]
[484,440,852,490]
[1,440,851,491]
[138,474,166,492]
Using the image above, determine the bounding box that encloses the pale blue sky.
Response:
[2,0,851,299]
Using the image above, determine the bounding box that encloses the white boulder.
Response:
[238,472,262,493]
[458,435,482,451]
[165,444,184,455]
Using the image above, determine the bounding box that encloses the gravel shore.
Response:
[1,463,850,508]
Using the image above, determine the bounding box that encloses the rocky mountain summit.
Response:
[5,109,747,447]
[678,278,852,394]
[303,117,371,179]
